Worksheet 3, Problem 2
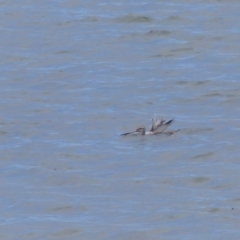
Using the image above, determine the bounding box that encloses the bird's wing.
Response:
[150,116,165,131]
[153,119,174,133]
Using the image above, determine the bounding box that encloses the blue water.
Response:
[1,1,240,239]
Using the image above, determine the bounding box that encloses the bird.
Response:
[121,116,178,136]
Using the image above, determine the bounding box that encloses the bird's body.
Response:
[121,116,178,136]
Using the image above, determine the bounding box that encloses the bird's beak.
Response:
[120,131,138,136]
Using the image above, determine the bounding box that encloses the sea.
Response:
[1,0,240,239]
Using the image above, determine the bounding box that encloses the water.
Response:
[1,0,240,239]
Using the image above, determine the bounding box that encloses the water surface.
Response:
[1,0,240,239]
